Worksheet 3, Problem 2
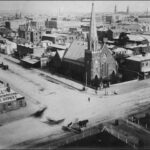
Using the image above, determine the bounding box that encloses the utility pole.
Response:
[85,71,87,87]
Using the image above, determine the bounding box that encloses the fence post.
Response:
[126,138,128,144]
[118,133,120,139]
[74,135,77,141]
[146,123,147,129]
[66,139,68,144]
[82,132,84,138]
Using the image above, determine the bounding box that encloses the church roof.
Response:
[63,40,87,63]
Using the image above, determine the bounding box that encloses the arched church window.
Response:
[102,54,107,63]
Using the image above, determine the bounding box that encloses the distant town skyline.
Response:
[0,1,150,14]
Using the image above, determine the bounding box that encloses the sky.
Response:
[0,1,150,14]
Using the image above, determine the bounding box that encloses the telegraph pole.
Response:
[85,71,87,87]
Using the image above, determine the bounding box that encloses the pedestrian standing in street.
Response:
[95,88,97,94]
[88,97,90,102]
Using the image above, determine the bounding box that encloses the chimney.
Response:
[103,37,108,44]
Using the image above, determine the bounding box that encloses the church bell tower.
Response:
[85,3,101,85]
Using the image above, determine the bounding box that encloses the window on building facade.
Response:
[8,102,12,107]
[142,62,145,67]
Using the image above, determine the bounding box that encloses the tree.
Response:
[134,18,139,22]
[97,31,107,42]
[118,32,129,47]
[94,75,99,90]
[107,29,113,41]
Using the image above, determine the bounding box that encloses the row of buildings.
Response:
[1,4,150,87]
[16,3,118,86]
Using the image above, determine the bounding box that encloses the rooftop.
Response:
[0,84,23,104]
[57,50,65,59]
[42,34,58,38]
[127,53,150,62]
[33,47,45,58]
[114,34,149,42]
[125,44,148,49]
[127,34,145,42]
[48,43,70,50]
[18,43,33,49]
[63,40,87,63]
[21,56,40,64]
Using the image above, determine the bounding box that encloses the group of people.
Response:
[94,77,110,94]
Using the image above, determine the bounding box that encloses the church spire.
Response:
[89,3,98,51]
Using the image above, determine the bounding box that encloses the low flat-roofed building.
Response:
[42,33,64,44]
[113,47,133,56]
[123,53,150,81]
[21,46,51,68]
[17,44,34,59]
[42,33,76,44]
[125,44,150,55]
[21,55,40,68]
[138,15,150,23]
[0,83,26,113]
[47,43,70,52]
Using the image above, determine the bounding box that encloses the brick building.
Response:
[45,19,58,29]
[18,22,44,45]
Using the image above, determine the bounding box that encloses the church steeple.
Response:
[88,3,98,52]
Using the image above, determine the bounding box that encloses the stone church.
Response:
[59,3,118,85]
